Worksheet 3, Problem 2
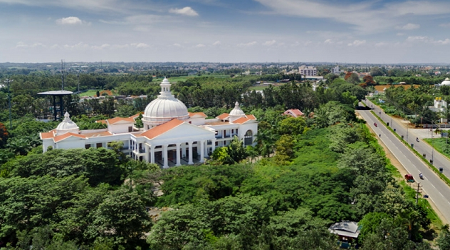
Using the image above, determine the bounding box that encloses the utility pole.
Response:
[4,78,13,129]
[416,182,421,205]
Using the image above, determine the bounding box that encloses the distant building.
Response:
[331,65,341,75]
[298,65,317,76]
[429,97,448,123]
[283,109,304,118]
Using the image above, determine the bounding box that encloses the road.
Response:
[358,103,450,223]
[364,99,450,180]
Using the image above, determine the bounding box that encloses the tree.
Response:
[278,117,307,136]
[135,113,143,128]
[274,134,295,164]
[437,226,450,250]
[90,187,152,247]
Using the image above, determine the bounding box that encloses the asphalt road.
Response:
[358,102,450,223]
[364,99,450,180]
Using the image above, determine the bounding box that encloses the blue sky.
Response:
[1,0,450,63]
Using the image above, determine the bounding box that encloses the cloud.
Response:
[15,42,150,50]
[324,39,333,44]
[263,40,276,46]
[396,23,420,30]
[237,41,257,47]
[56,16,89,25]
[173,43,182,47]
[254,0,450,34]
[440,23,450,28]
[212,41,221,46]
[169,7,199,16]
[375,42,389,47]
[195,44,206,48]
[348,40,366,46]
[406,36,450,45]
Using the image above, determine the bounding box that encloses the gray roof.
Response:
[38,90,73,95]
[328,221,361,238]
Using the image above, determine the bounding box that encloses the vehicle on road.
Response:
[419,173,424,180]
[405,174,415,183]
[416,137,419,142]
[374,122,377,127]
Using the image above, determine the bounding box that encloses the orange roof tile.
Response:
[130,113,141,119]
[141,119,184,139]
[107,117,135,125]
[54,133,86,143]
[82,131,113,137]
[217,113,229,120]
[232,117,250,124]
[189,112,207,118]
[96,120,107,124]
[246,114,256,120]
[40,130,56,139]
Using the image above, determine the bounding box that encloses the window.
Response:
[96,143,103,148]
[128,126,132,132]
[85,144,91,149]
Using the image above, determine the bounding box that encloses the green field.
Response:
[78,90,99,97]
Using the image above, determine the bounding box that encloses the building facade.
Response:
[41,78,258,168]
[298,65,317,76]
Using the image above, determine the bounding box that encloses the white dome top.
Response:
[229,102,245,116]
[56,112,79,135]
[442,78,450,86]
[143,78,189,127]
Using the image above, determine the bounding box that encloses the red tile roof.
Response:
[54,133,86,142]
[246,114,256,120]
[284,109,304,117]
[217,113,229,120]
[82,131,113,137]
[141,119,184,139]
[232,117,250,124]
[40,130,56,139]
[107,117,135,125]
[189,112,207,118]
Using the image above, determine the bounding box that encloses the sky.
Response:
[1,0,450,64]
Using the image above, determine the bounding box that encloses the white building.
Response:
[41,78,258,168]
[298,65,317,76]
[332,65,341,75]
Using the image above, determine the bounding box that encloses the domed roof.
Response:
[56,112,79,134]
[229,102,245,116]
[442,78,450,86]
[143,78,189,126]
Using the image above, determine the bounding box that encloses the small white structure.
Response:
[331,65,341,75]
[441,78,450,86]
[328,221,361,240]
[41,78,258,168]
[428,97,448,123]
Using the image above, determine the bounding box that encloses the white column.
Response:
[200,140,205,163]
[150,145,155,164]
[163,144,168,168]
[176,143,181,166]
[188,141,193,164]
[182,144,186,158]
[144,144,149,162]
[211,139,216,153]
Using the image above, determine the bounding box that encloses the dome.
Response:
[143,78,189,127]
[56,112,79,135]
[229,102,245,116]
[442,78,450,86]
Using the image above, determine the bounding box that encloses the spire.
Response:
[159,77,175,99]
[63,112,71,122]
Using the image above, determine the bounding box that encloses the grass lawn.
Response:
[249,86,268,91]
[78,90,99,97]
[423,137,450,159]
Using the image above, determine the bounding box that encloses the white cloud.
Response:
[348,40,366,46]
[132,43,149,48]
[195,44,206,48]
[169,7,199,16]
[56,16,88,25]
[406,36,429,42]
[324,39,333,44]
[375,42,389,47]
[396,23,420,30]
[263,40,276,46]
[173,43,182,47]
[237,41,257,47]
[212,41,221,46]
[440,23,450,28]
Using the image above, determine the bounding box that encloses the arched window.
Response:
[244,130,253,146]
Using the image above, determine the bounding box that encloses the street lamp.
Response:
[4,78,13,129]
